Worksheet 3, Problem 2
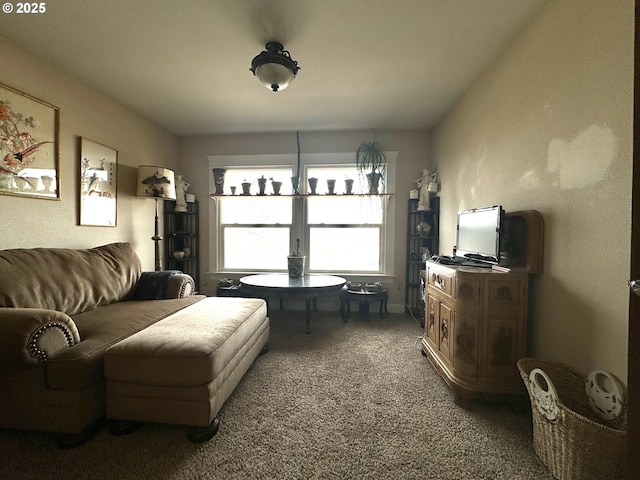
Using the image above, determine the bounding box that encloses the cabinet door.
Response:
[482,314,523,381]
[438,302,453,363]
[452,310,479,379]
[425,293,439,346]
[482,276,527,382]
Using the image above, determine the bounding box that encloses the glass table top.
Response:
[240,274,346,289]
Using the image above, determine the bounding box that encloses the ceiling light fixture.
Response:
[250,42,300,92]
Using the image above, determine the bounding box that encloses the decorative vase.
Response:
[14,176,27,190]
[327,179,336,195]
[258,176,267,195]
[345,178,354,195]
[26,177,40,192]
[287,255,305,278]
[366,172,382,194]
[0,173,13,190]
[308,177,318,195]
[41,175,54,192]
[271,181,282,195]
[212,168,226,195]
[417,221,431,236]
[241,182,251,195]
[230,186,237,195]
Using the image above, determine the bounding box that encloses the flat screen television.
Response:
[456,205,504,266]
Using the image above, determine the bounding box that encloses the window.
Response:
[306,166,384,272]
[210,153,396,276]
[218,168,293,271]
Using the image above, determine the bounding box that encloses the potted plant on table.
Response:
[356,141,386,194]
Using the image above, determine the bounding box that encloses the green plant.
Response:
[356,141,386,193]
[355,141,386,177]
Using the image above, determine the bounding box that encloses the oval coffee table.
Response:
[239,274,346,334]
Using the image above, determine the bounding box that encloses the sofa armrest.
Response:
[165,273,196,298]
[0,308,80,365]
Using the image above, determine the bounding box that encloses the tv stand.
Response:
[421,210,543,408]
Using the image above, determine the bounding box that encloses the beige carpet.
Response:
[0,311,553,479]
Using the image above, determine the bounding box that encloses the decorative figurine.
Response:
[174,175,190,212]
[415,169,438,211]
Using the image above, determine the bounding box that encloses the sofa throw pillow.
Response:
[133,270,183,300]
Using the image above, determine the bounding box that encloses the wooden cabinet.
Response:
[164,201,200,291]
[405,197,439,322]
[422,261,529,408]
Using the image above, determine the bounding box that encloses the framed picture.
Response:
[79,137,118,227]
[0,82,60,199]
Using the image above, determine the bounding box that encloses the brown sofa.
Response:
[0,242,203,445]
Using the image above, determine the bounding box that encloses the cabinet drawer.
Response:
[427,265,453,296]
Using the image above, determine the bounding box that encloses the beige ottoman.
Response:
[104,297,269,441]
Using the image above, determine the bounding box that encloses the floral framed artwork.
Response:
[79,137,118,227]
[0,83,60,199]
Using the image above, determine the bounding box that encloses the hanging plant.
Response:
[356,141,386,194]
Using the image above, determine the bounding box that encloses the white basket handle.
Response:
[585,369,625,421]
[529,368,559,421]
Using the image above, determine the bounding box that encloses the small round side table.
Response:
[340,286,389,321]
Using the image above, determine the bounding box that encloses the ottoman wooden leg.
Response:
[55,420,101,449]
[186,415,221,442]
[108,418,143,436]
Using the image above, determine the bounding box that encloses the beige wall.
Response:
[178,129,431,306]
[433,0,633,378]
[0,35,179,271]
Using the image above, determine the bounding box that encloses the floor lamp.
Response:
[136,165,177,271]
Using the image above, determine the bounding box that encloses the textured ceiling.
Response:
[0,0,544,135]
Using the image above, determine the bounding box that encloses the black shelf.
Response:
[405,197,439,324]
[164,201,200,291]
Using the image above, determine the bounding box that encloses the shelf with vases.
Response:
[210,193,394,199]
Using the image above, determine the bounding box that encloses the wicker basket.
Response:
[517,358,626,480]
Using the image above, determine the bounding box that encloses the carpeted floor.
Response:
[0,311,553,479]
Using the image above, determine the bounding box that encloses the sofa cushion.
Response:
[0,242,142,315]
[104,297,268,386]
[46,296,204,390]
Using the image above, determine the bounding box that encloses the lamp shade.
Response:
[136,165,176,200]
[250,42,300,92]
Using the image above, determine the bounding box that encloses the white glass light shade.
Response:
[136,165,176,200]
[255,63,295,91]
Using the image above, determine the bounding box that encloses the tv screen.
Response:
[456,205,504,265]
